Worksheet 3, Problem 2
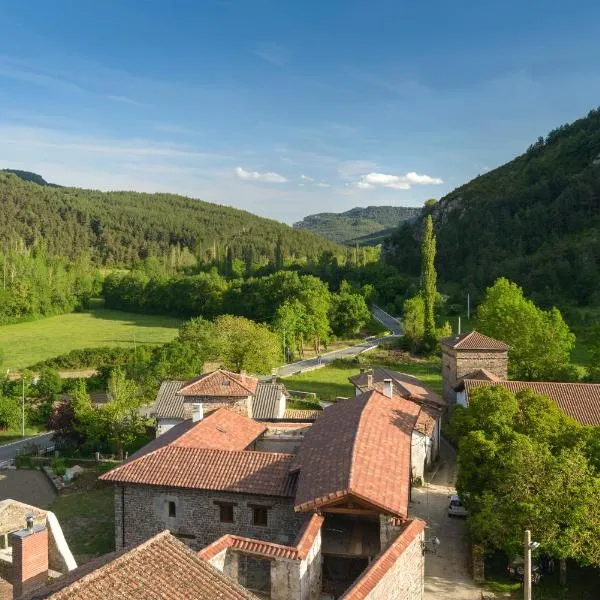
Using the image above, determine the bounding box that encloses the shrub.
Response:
[51,457,67,476]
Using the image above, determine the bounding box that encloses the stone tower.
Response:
[441,331,510,404]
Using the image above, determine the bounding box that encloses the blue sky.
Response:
[1,0,599,223]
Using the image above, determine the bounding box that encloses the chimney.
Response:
[366,373,373,388]
[11,516,48,599]
[383,378,393,398]
[192,403,204,422]
[271,369,277,385]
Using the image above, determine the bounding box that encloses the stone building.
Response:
[153,369,303,436]
[348,368,445,481]
[101,388,429,599]
[441,330,510,404]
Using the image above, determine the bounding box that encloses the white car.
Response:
[447,495,467,517]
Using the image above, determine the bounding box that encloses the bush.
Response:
[29,346,139,371]
[51,457,67,476]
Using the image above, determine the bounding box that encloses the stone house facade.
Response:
[114,485,307,551]
[441,331,509,404]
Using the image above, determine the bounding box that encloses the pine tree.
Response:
[421,215,437,343]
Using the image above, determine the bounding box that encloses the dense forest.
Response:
[0,171,341,266]
[385,107,600,312]
[294,205,420,245]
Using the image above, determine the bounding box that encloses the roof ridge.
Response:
[347,389,378,492]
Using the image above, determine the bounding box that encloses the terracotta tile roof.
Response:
[23,531,259,600]
[340,519,426,599]
[199,514,324,562]
[463,380,600,426]
[178,370,258,398]
[293,390,419,518]
[283,408,321,420]
[441,330,510,351]
[349,368,445,408]
[101,447,297,497]
[252,383,285,419]
[414,406,438,437]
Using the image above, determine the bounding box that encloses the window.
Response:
[252,506,269,527]
[214,501,236,523]
[168,501,176,518]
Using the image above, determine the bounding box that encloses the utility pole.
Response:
[21,375,25,437]
[524,529,532,600]
[467,293,471,321]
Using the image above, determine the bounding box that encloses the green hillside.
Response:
[294,205,420,245]
[0,171,341,266]
[385,107,600,310]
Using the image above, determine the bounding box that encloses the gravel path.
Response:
[410,438,482,600]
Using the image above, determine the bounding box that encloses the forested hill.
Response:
[384,107,600,309]
[0,172,342,265]
[294,205,420,245]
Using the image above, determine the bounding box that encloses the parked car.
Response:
[507,556,542,583]
[447,495,467,517]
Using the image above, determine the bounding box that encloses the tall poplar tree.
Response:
[421,215,437,343]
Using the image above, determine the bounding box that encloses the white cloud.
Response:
[355,171,443,190]
[252,43,288,67]
[300,174,314,181]
[235,166,287,183]
[316,182,331,188]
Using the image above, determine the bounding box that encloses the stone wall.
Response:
[343,520,425,600]
[442,346,508,404]
[115,484,306,551]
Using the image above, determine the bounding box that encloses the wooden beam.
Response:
[322,507,378,516]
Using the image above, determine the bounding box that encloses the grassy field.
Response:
[0,427,44,446]
[281,349,442,402]
[50,472,115,563]
[0,308,181,370]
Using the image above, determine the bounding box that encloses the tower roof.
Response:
[441,330,510,351]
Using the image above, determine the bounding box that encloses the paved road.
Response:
[410,438,481,599]
[0,432,54,464]
[276,335,398,377]
[371,304,403,335]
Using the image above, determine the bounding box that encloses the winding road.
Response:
[0,432,54,464]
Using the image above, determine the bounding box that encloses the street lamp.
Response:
[524,530,539,600]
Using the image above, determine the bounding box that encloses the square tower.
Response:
[441,331,510,404]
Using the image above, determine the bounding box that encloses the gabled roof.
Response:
[100,447,296,497]
[462,379,600,426]
[348,368,445,408]
[178,370,258,397]
[292,390,419,518]
[154,380,186,418]
[22,531,259,600]
[460,368,501,382]
[252,382,285,419]
[441,330,510,351]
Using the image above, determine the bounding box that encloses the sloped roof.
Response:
[349,368,445,408]
[283,408,321,420]
[252,383,285,419]
[100,447,296,497]
[463,379,600,426]
[22,531,259,600]
[154,380,186,418]
[340,519,426,600]
[460,368,501,382]
[178,370,258,397]
[441,330,510,351]
[414,405,438,437]
[293,390,419,517]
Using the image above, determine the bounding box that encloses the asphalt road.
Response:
[371,304,403,335]
[0,432,54,464]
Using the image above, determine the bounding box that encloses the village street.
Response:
[410,438,482,600]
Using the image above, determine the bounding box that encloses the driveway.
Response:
[410,438,481,599]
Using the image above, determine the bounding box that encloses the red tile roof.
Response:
[414,406,438,436]
[199,514,324,562]
[463,380,600,426]
[22,531,259,600]
[340,519,426,599]
[127,408,266,464]
[441,330,510,350]
[349,368,445,408]
[293,390,420,518]
[178,370,258,397]
[100,447,297,497]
